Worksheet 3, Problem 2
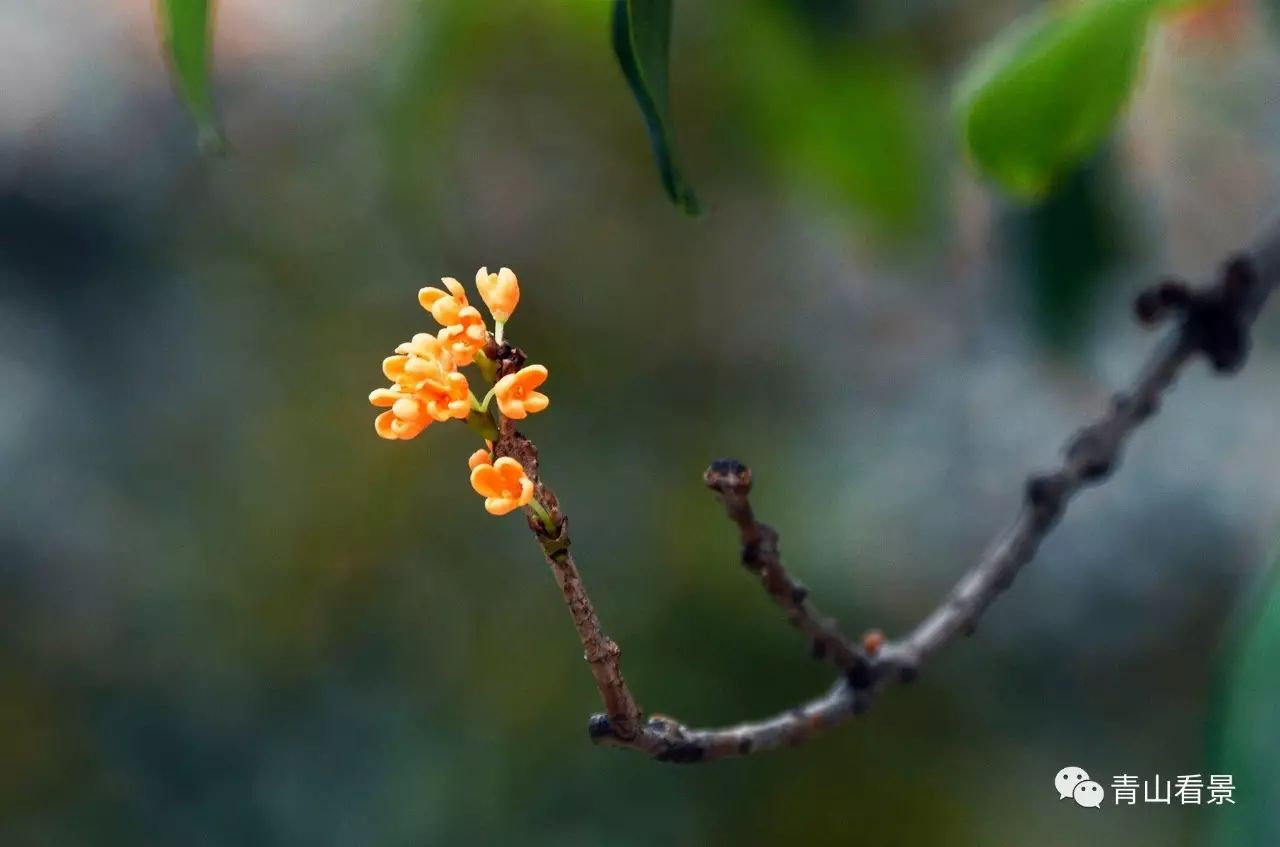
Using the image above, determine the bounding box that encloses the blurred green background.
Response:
[2,0,1279,844]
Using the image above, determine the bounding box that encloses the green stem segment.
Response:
[464,409,500,442]
[528,499,556,534]
[473,350,498,386]
[465,351,501,441]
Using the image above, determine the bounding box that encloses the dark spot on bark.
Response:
[1130,394,1157,421]
[737,738,753,755]
[657,743,706,764]
[1025,474,1061,512]
[1133,289,1162,325]
[1134,278,1192,325]
[1200,316,1247,373]
[846,662,874,690]
[1222,255,1257,306]
[758,525,779,557]
[1066,427,1112,481]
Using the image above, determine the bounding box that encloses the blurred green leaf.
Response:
[1213,562,1280,844]
[955,0,1159,199]
[1001,151,1127,353]
[725,3,929,232]
[159,0,223,151]
[612,0,701,215]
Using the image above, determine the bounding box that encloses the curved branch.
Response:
[505,224,1279,763]
[701,458,869,677]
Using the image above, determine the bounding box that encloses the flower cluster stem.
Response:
[473,351,498,385]
[464,409,500,442]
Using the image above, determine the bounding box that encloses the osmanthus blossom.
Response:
[468,453,535,516]
[369,333,470,440]
[418,277,488,365]
[475,266,520,340]
[368,266,553,523]
[493,365,549,420]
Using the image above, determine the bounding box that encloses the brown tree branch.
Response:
[701,459,870,677]
[502,227,1279,763]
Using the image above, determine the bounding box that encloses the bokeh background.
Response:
[2,0,1279,844]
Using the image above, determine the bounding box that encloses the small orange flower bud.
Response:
[861,629,885,656]
[493,364,549,420]
[467,447,492,470]
[476,266,520,323]
[469,456,535,516]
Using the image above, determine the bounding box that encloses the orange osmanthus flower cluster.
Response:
[369,333,470,440]
[369,266,553,518]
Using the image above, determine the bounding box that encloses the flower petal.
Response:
[485,497,518,516]
[390,417,425,439]
[442,277,467,300]
[382,355,408,381]
[521,392,549,414]
[392,396,423,421]
[492,457,526,483]
[470,464,503,498]
[369,387,399,407]
[374,410,399,439]
[517,364,548,390]
[493,373,516,395]
[418,286,446,311]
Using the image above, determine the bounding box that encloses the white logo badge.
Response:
[1073,780,1105,808]
[1055,766,1090,801]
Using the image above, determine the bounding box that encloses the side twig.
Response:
[502,226,1279,763]
[701,458,869,678]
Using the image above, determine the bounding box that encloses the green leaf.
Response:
[1001,152,1128,353]
[159,0,224,152]
[1212,562,1280,844]
[723,3,929,234]
[611,0,700,215]
[955,0,1160,199]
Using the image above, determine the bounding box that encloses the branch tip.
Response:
[704,458,753,494]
